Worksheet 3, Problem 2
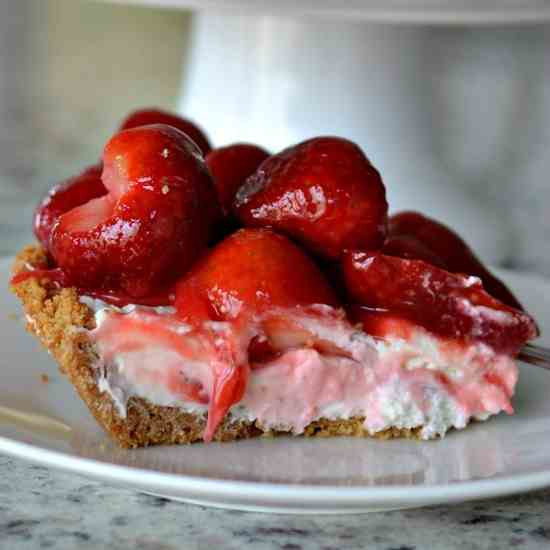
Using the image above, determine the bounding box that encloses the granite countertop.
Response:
[1,455,549,550]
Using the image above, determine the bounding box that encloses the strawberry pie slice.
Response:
[10,109,538,447]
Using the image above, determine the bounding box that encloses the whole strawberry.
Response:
[120,108,212,156]
[50,124,219,297]
[233,137,388,260]
[206,143,269,217]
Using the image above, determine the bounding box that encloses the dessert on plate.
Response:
[10,108,538,448]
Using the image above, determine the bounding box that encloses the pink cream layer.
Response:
[86,301,518,440]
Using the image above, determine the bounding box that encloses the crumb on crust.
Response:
[10,244,423,448]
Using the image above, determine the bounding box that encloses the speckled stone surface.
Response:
[1,455,549,550]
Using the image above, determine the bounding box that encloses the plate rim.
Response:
[1,435,549,506]
[3,255,550,509]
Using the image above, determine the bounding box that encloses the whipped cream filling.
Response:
[80,297,518,440]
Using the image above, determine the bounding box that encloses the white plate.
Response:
[102,0,550,24]
[1,257,550,513]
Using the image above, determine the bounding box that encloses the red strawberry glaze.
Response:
[82,287,176,307]
[11,267,69,287]
[10,266,176,308]
[49,125,219,298]
[206,358,250,442]
[389,211,524,311]
[343,251,537,355]
[120,108,212,156]
[33,165,106,251]
[233,137,388,260]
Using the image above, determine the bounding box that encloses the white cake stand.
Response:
[102,1,550,263]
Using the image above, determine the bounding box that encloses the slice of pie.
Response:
[10,109,538,448]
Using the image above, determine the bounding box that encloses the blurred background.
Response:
[1,0,549,277]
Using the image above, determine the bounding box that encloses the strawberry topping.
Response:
[33,165,107,251]
[389,211,524,310]
[21,117,541,444]
[206,143,269,218]
[10,265,175,307]
[233,137,388,260]
[343,251,537,355]
[49,125,219,298]
[176,228,340,325]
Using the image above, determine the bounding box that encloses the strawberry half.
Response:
[50,124,219,298]
[233,137,388,261]
[176,228,340,325]
[33,165,106,251]
[343,251,538,355]
[389,211,524,310]
[120,108,212,156]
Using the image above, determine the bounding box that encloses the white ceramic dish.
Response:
[1,256,550,513]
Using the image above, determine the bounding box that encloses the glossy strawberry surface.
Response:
[206,143,269,217]
[120,108,212,156]
[389,211,523,310]
[10,264,176,307]
[175,228,340,325]
[343,251,537,354]
[233,137,388,260]
[33,165,106,251]
[50,125,219,298]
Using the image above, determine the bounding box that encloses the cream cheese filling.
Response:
[81,297,518,440]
